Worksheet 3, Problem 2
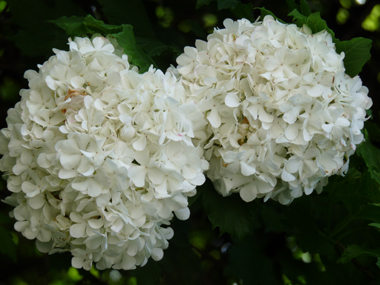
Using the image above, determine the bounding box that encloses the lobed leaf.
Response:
[335,38,372,77]
[111,25,156,73]
[202,180,258,240]
[338,245,380,264]
[48,16,90,37]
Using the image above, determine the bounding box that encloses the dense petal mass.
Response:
[177,16,372,204]
[1,36,208,270]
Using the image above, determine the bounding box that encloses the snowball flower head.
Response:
[176,16,372,205]
[0,36,208,270]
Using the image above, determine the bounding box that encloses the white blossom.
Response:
[1,36,208,270]
[177,16,372,204]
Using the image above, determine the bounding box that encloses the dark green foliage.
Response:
[202,179,258,240]
[112,25,156,72]
[0,0,379,284]
[335,38,373,77]
[96,0,154,37]
[0,213,17,262]
[256,7,286,23]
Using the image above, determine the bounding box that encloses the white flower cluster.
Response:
[0,37,208,270]
[177,16,372,205]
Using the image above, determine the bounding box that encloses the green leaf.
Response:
[300,0,312,16]
[217,0,239,10]
[0,226,17,262]
[136,37,172,57]
[338,245,380,264]
[288,10,335,39]
[255,7,285,23]
[49,15,122,38]
[286,0,311,16]
[48,16,90,37]
[196,0,212,9]
[231,2,255,22]
[111,25,156,73]
[356,129,380,184]
[286,0,297,11]
[335,37,372,77]
[82,15,122,34]
[96,0,154,37]
[202,180,258,240]
[369,223,380,229]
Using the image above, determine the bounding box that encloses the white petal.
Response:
[322,123,333,133]
[28,194,45,209]
[148,168,165,185]
[70,223,86,238]
[132,135,146,151]
[151,248,164,261]
[128,166,147,187]
[281,170,296,182]
[88,219,104,229]
[174,207,190,220]
[225,93,240,107]
[285,124,299,141]
[207,108,221,128]
[240,161,256,176]
[72,256,84,269]
[240,184,257,202]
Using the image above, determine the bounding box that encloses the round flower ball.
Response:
[176,16,372,205]
[0,36,208,270]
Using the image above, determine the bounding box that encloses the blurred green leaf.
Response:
[96,0,154,37]
[356,129,380,185]
[49,15,122,38]
[111,25,156,73]
[196,0,212,9]
[255,7,285,23]
[82,15,122,34]
[286,0,311,16]
[202,181,257,239]
[136,37,172,57]
[48,16,91,37]
[335,38,372,77]
[231,2,255,22]
[217,0,239,10]
[338,244,380,264]
[0,226,17,262]
[289,10,335,39]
